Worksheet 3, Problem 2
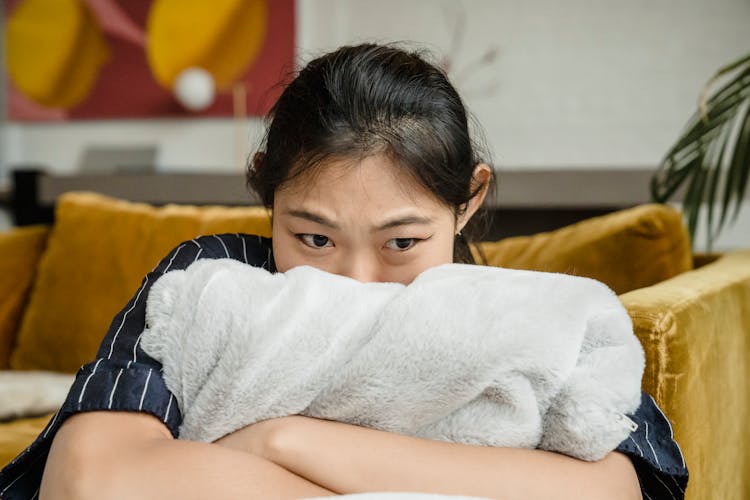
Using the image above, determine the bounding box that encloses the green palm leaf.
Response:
[651,52,750,250]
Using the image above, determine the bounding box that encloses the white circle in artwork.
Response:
[173,67,216,111]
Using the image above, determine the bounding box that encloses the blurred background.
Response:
[1,0,748,250]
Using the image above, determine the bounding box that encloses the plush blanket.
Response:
[141,260,644,463]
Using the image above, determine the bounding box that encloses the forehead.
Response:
[275,154,447,213]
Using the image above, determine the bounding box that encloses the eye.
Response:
[297,234,333,249]
[385,238,419,251]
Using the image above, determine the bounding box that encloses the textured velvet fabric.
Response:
[0,226,50,369]
[473,204,693,295]
[620,250,750,500]
[0,413,55,467]
[10,192,272,373]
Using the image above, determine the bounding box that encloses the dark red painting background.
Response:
[5,0,295,121]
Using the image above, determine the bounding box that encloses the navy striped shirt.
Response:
[0,233,688,499]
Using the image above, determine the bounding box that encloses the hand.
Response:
[212,416,291,458]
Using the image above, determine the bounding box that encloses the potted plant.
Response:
[651,52,750,250]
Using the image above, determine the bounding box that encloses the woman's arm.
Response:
[40,412,337,500]
[263,416,642,500]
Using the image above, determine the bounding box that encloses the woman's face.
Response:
[272,154,466,285]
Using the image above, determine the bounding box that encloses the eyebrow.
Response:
[286,210,340,230]
[376,215,434,231]
[285,209,433,232]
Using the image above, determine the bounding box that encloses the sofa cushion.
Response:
[473,204,692,295]
[10,192,272,372]
[0,225,50,369]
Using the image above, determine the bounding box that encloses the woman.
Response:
[0,44,687,500]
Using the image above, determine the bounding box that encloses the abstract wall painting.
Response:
[4,0,295,120]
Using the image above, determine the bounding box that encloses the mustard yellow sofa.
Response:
[1,191,749,500]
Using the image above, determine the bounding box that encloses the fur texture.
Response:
[141,260,644,461]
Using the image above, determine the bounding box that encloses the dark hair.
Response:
[247,43,495,264]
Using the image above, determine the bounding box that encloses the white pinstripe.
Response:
[132,332,144,363]
[239,234,248,263]
[138,369,153,411]
[670,474,686,494]
[673,443,687,470]
[10,450,20,465]
[648,466,678,500]
[164,244,186,272]
[164,394,174,423]
[648,394,686,468]
[1,468,24,494]
[42,410,60,439]
[644,422,663,470]
[107,368,124,409]
[134,242,191,364]
[78,358,104,404]
[10,444,31,466]
[126,360,133,369]
[30,486,39,499]
[213,234,230,257]
[642,490,653,500]
[107,276,149,359]
[628,434,644,457]
[192,248,203,263]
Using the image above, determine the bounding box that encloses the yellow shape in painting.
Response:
[6,0,109,109]
[147,0,268,89]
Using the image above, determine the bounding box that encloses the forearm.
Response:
[269,416,642,500]
[41,418,336,500]
[116,439,337,499]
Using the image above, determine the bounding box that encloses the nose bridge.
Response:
[338,248,380,283]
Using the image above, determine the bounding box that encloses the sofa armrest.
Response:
[619,249,750,500]
[0,225,50,369]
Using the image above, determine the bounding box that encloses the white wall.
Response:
[299,0,749,169]
[2,119,267,175]
[1,0,749,248]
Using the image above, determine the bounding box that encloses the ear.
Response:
[456,163,492,234]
